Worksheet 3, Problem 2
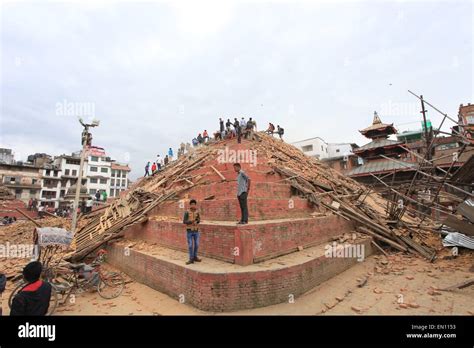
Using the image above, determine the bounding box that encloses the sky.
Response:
[1,0,472,179]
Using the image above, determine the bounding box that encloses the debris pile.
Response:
[70,132,445,261]
[0,217,75,279]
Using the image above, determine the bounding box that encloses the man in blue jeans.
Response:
[183,199,201,265]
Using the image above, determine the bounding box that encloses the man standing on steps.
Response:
[183,199,201,264]
[233,163,251,225]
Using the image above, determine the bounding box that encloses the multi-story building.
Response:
[110,163,131,198]
[0,145,132,209]
[292,137,358,161]
[292,137,360,173]
[39,165,62,208]
[0,162,42,203]
[458,103,474,144]
[292,137,330,159]
[85,146,111,198]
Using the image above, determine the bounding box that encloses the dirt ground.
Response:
[2,250,472,316]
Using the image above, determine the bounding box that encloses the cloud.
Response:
[0,0,472,180]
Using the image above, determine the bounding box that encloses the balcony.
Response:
[4,182,41,189]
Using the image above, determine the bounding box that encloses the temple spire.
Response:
[373,111,382,125]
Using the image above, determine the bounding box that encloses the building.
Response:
[0,162,42,203]
[346,111,416,185]
[0,148,15,164]
[110,163,131,198]
[85,146,111,198]
[292,137,330,159]
[0,145,132,209]
[39,164,62,208]
[292,137,358,160]
[458,103,474,144]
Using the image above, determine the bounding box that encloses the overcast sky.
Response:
[1,0,472,179]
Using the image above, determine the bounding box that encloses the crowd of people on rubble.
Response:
[143,116,285,177]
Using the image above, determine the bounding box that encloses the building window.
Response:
[60,190,65,198]
[301,145,313,152]
[110,189,115,197]
[91,156,99,162]
[53,171,58,177]
[64,169,70,175]
[89,189,97,194]
[100,178,107,184]
[32,179,37,185]
[111,170,116,177]
[46,170,51,176]
[41,191,56,199]
[122,172,126,178]
[72,170,77,176]
[111,179,115,186]
[100,167,108,173]
[90,167,98,172]
[30,189,37,195]
[90,178,98,184]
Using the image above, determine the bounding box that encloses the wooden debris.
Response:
[210,165,226,181]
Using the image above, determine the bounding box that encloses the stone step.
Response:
[107,236,373,312]
[150,197,315,221]
[122,215,355,265]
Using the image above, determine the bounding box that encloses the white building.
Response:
[42,146,131,208]
[292,137,329,159]
[292,137,357,160]
[39,165,62,208]
[85,147,111,198]
[110,163,131,198]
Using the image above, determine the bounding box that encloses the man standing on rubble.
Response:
[183,199,201,265]
[233,163,251,224]
[219,118,224,133]
[144,162,151,177]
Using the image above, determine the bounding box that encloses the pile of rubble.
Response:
[68,132,446,262]
[0,217,76,279]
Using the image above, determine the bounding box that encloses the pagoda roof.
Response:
[353,138,403,154]
[347,159,416,177]
[359,112,397,137]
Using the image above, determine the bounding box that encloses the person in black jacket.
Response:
[10,261,51,316]
[183,199,201,265]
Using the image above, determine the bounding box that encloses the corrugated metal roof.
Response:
[347,159,415,176]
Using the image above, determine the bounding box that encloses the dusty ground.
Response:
[2,250,472,316]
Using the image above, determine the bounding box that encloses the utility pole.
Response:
[71,118,99,234]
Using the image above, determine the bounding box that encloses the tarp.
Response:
[35,227,73,247]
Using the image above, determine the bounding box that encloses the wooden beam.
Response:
[15,208,41,227]
[210,165,226,181]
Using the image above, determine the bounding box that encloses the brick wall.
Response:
[107,237,373,312]
[123,215,354,265]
